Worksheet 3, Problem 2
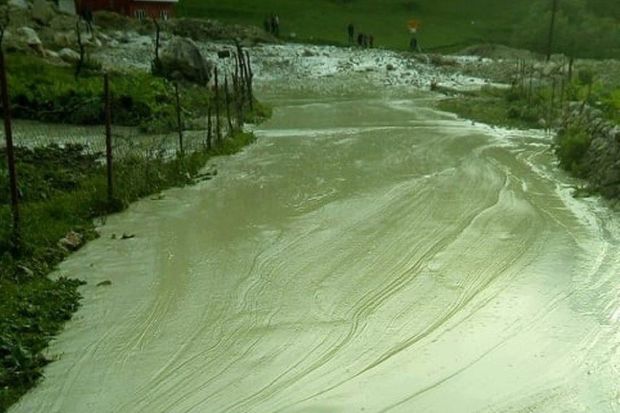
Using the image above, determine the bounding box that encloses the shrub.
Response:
[555,124,591,175]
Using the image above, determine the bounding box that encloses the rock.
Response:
[386,64,396,71]
[31,0,58,26]
[96,280,112,287]
[52,31,76,48]
[120,233,135,240]
[17,27,42,46]
[15,27,44,54]
[58,47,80,63]
[159,36,213,85]
[8,0,29,10]
[44,49,59,59]
[58,231,84,251]
[302,49,316,57]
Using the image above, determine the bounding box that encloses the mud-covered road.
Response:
[10,73,620,412]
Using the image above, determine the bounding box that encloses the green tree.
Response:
[513,0,620,59]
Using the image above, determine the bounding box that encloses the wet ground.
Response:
[9,83,620,412]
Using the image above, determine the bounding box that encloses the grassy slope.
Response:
[177,0,532,51]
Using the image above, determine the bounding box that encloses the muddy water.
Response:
[10,88,620,413]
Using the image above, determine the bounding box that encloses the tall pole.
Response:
[174,82,184,154]
[546,0,559,62]
[104,73,113,203]
[0,46,20,248]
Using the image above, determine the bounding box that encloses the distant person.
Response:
[410,36,419,52]
[357,33,364,47]
[263,17,270,33]
[271,14,280,37]
[362,34,369,48]
[347,23,355,44]
[83,7,93,34]
[369,34,374,48]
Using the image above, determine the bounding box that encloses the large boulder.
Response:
[159,36,213,85]
[8,27,44,54]
[17,27,42,46]
[31,0,58,26]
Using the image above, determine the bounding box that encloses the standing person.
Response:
[409,36,419,51]
[368,34,374,48]
[347,23,355,44]
[273,14,280,37]
[270,13,276,35]
[357,33,364,47]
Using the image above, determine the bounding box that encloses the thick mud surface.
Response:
[10,87,620,412]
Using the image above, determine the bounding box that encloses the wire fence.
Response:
[0,42,256,258]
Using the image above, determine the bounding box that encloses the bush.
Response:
[555,124,591,175]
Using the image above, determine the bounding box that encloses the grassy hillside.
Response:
[177,0,532,51]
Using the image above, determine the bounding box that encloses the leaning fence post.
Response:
[245,50,254,111]
[174,82,184,155]
[224,75,233,135]
[104,73,113,203]
[0,42,20,249]
[214,66,221,143]
[206,103,212,150]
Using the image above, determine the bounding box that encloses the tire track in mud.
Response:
[224,157,514,412]
[279,171,545,412]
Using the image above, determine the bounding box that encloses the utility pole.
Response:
[546,0,559,62]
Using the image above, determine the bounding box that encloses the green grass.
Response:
[437,86,542,130]
[5,53,210,132]
[177,0,532,51]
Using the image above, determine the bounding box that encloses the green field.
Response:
[177,0,532,51]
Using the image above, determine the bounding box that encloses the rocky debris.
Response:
[459,44,536,61]
[563,105,620,198]
[12,26,44,54]
[58,231,84,251]
[44,48,59,59]
[51,31,76,48]
[58,47,80,63]
[159,36,213,85]
[31,0,57,26]
[96,280,112,287]
[8,0,29,10]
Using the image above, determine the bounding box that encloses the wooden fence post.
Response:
[245,50,254,111]
[104,73,113,203]
[174,82,184,154]
[0,43,20,249]
[207,103,212,150]
[224,75,233,135]
[214,66,221,143]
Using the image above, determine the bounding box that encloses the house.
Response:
[75,0,178,20]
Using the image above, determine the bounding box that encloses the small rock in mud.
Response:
[96,280,112,287]
[58,231,84,251]
[121,233,135,240]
